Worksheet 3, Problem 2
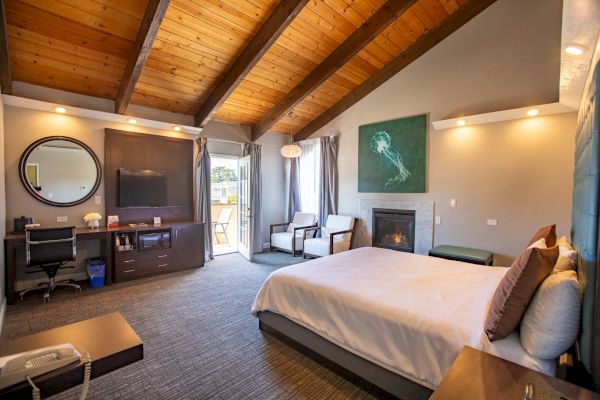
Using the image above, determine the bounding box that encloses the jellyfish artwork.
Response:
[370,130,411,189]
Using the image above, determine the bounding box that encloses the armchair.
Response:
[270,212,317,256]
[303,215,356,258]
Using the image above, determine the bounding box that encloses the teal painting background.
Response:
[358,115,426,193]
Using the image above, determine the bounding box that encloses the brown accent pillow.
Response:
[527,224,557,248]
[485,245,559,341]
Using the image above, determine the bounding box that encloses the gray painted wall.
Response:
[307,0,575,266]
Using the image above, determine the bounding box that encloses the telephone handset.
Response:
[0,343,80,389]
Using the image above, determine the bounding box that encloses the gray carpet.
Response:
[2,252,375,399]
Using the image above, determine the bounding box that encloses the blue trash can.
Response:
[87,258,106,288]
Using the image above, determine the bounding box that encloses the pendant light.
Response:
[280,111,301,158]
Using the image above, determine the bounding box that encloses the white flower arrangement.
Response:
[84,212,103,222]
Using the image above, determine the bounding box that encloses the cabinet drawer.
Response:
[115,265,140,281]
[115,251,137,265]
[138,251,170,266]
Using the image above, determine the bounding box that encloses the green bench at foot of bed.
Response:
[428,245,494,266]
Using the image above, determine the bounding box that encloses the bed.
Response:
[252,248,556,398]
[252,54,600,398]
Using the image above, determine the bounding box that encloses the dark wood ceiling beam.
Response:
[293,0,499,141]
[0,0,12,94]
[251,0,418,142]
[194,0,309,128]
[115,0,170,114]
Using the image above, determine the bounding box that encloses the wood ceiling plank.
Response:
[0,0,12,94]
[11,61,118,98]
[144,55,217,85]
[190,0,271,31]
[89,0,148,19]
[7,26,127,71]
[150,40,224,78]
[193,0,308,127]
[136,74,208,97]
[130,90,197,114]
[115,0,170,114]
[8,33,125,76]
[251,0,417,141]
[6,1,132,59]
[293,0,498,140]
[164,7,245,54]
[153,33,229,70]
[18,0,142,40]
[439,0,461,13]
[139,66,210,91]
[10,48,120,84]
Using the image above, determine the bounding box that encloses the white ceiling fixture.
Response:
[2,95,203,135]
[280,111,301,158]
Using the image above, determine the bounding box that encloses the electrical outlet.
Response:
[95,195,102,204]
[487,219,498,226]
[435,216,441,225]
[450,198,457,208]
[57,216,68,222]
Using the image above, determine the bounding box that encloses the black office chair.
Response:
[20,227,81,302]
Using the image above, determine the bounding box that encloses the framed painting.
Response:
[358,115,426,193]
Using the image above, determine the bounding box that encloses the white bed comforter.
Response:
[252,247,508,389]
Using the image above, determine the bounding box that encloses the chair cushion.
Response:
[271,232,303,251]
[304,237,351,257]
[324,215,355,242]
[287,212,317,233]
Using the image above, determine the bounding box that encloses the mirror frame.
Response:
[19,136,102,207]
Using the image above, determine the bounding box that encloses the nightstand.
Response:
[430,346,599,400]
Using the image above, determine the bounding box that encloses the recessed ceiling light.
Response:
[128,118,137,124]
[456,119,466,126]
[527,109,539,117]
[565,45,586,56]
[173,126,181,131]
[54,106,66,114]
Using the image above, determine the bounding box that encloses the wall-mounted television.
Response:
[118,168,181,208]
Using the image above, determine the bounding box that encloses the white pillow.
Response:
[554,236,577,273]
[287,223,305,235]
[321,227,333,238]
[527,238,547,249]
[520,270,581,359]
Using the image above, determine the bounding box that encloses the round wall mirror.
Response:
[19,136,102,207]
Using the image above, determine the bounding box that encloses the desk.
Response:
[4,227,113,305]
[0,312,143,400]
[430,346,600,400]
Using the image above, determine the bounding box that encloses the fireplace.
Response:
[372,208,416,253]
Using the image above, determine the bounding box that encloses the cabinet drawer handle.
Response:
[124,260,135,263]
[124,269,136,273]
[158,255,168,258]
[158,264,168,267]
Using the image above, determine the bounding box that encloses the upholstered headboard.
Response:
[571,57,600,387]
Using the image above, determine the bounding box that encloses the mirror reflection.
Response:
[21,139,100,205]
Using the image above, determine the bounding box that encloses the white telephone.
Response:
[0,343,81,389]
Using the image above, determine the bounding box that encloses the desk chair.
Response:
[20,227,81,302]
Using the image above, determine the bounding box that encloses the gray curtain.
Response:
[243,143,263,256]
[318,136,338,227]
[194,137,214,260]
[287,157,301,222]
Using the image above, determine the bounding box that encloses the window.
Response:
[298,139,321,215]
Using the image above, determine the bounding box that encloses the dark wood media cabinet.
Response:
[112,222,205,283]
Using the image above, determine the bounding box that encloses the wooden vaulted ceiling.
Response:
[0,0,497,141]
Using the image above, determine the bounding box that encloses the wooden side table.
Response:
[0,312,143,400]
[430,346,599,400]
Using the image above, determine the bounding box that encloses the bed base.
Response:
[258,311,432,400]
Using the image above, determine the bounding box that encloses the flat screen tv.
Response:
[118,168,172,207]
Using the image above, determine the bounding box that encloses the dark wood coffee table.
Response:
[0,312,143,400]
